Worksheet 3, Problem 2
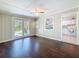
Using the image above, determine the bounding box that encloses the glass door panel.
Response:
[24,21,29,36]
[15,20,23,38]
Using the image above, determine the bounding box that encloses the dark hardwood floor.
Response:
[0,36,79,58]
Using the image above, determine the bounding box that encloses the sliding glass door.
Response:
[24,21,29,36]
[15,20,23,38]
[14,19,29,38]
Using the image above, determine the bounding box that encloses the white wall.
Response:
[0,14,36,43]
[36,8,79,45]
[77,8,79,45]
[36,14,61,40]
[0,15,14,43]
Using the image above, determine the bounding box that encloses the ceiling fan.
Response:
[32,7,47,15]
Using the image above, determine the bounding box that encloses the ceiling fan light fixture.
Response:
[32,7,47,14]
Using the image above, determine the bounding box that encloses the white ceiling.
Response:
[0,0,79,17]
[36,0,79,14]
[0,0,37,17]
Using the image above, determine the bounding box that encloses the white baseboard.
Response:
[0,35,35,43]
[0,35,79,46]
[36,34,79,46]
[0,38,15,43]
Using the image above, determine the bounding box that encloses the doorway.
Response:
[15,20,23,38]
[61,12,77,43]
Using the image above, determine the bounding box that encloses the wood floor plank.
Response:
[0,36,79,58]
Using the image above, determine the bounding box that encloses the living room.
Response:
[0,0,79,58]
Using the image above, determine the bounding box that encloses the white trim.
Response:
[0,35,35,43]
[36,34,79,46]
[0,38,15,43]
